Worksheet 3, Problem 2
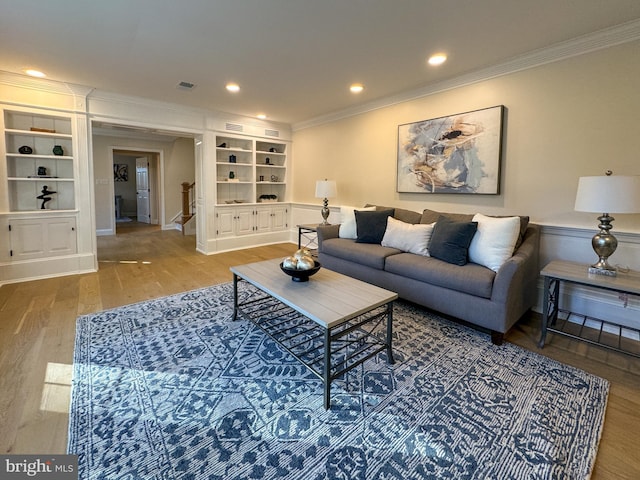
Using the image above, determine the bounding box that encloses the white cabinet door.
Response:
[255,205,289,232]
[235,208,254,236]
[216,207,255,237]
[215,210,235,238]
[9,220,44,260]
[47,217,77,255]
[254,207,272,233]
[9,216,77,260]
[270,205,288,231]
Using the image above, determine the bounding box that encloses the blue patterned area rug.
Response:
[68,282,609,479]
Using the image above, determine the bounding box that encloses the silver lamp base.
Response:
[588,266,617,277]
[588,213,618,276]
[320,198,331,225]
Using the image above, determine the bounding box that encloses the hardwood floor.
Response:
[1,225,638,478]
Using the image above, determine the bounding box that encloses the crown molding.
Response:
[292,19,640,132]
[88,89,211,116]
[0,70,93,112]
[88,90,291,138]
[0,70,93,98]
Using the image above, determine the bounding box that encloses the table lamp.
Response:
[574,171,640,276]
[315,179,337,225]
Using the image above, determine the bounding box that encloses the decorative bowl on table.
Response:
[280,260,321,282]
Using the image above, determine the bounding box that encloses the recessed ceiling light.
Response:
[257,114,267,120]
[24,69,46,78]
[428,54,447,66]
[225,83,240,93]
[350,83,364,93]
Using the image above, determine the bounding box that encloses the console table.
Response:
[539,260,640,358]
[297,223,320,251]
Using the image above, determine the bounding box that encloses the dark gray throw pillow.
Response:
[355,209,395,244]
[429,216,478,265]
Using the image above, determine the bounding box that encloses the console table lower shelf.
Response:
[539,260,640,358]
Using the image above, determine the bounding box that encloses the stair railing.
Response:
[181,182,196,229]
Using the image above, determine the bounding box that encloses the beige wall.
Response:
[163,137,196,223]
[292,40,640,233]
[93,135,195,231]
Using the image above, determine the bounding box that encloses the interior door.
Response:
[136,157,151,224]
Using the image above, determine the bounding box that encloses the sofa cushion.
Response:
[421,208,529,249]
[381,217,435,256]
[429,216,478,266]
[368,204,422,224]
[514,216,530,249]
[468,213,520,272]
[338,205,376,239]
[321,238,401,270]
[355,209,394,244]
[421,208,474,224]
[385,253,496,298]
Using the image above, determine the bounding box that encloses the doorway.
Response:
[113,150,160,230]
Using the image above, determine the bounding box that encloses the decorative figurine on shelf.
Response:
[271,175,278,182]
[229,154,236,163]
[229,171,235,179]
[265,157,271,165]
[52,145,64,156]
[36,185,57,209]
[38,166,47,176]
[217,142,227,148]
[269,147,277,153]
[19,145,33,154]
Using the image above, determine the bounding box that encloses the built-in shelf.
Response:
[215,134,288,206]
[3,108,76,212]
[4,128,72,139]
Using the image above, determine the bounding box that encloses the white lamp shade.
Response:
[315,180,337,199]
[575,175,640,214]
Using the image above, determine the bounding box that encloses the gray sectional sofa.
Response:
[317,206,540,344]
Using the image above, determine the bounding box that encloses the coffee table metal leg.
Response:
[386,302,395,364]
[324,328,331,409]
[232,274,239,321]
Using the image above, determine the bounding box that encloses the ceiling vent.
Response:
[265,129,280,138]
[176,81,196,91]
[225,122,243,132]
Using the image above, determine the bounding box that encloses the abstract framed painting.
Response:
[114,163,128,182]
[397,105,504,194]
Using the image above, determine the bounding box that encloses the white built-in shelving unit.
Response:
[213,134,290,247]
[1,106,79,266]
[3,109,76,212]
[215,134,288,205]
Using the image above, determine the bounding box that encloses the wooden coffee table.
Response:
[230,258,398,409]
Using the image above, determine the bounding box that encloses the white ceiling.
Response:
[1,0,640,126]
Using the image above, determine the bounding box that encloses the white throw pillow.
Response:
[468,213,520,272]
[381,217,435,256]
[338,206,376,239]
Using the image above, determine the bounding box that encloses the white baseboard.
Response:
[0,253,97,286]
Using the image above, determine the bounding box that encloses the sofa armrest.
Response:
[491,224,540,307]
[317,224,340,251]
